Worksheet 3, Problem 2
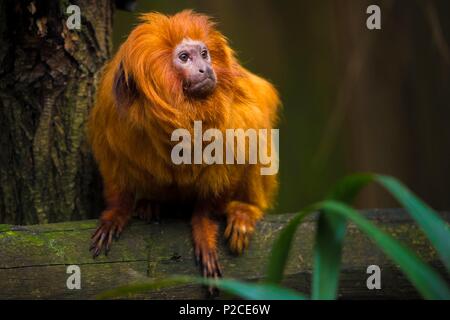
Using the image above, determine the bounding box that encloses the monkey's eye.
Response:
[201,49,208,59]
[178,52,189,62]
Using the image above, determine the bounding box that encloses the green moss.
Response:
[20,235,46,247]
[46,239,66,258]
[0,230,45,247]
[0,224,11,232]
[0,230,18,239]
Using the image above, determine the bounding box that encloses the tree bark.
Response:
[0,0,114,224]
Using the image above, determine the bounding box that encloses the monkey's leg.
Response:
[224,201,263,254]
[191,204,222,289]
[135,199,160,223]
[90,186,134,257]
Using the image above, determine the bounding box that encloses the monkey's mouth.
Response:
[184,77,216,98]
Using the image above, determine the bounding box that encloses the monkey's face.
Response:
[173,39,217,99]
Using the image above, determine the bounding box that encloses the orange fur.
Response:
[88,10,280,271]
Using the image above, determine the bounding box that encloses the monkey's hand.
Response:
[225,201,263,254]
[191,207,222,296]
[195,242,222,280]
[195,241,222,297]
[90,209,129,258]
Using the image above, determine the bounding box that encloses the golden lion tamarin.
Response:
[88,10,280,280]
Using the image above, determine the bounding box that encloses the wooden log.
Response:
[0,209,448,299]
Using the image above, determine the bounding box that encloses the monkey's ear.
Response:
[113,62,138,110]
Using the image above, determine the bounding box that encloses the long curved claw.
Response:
[90,221,118,258]
[194,244,222,297]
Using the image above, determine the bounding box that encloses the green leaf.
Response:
[326,173,374,202]
[96,276,192,299]
[312,173,373,299]
[314,173,450,299]
[266,173,450,299]
[375,175,450,271]
[97,276,306,300]
[210,279,306,300]
[320,200,450,300]
[266,206,315,284]
[311,212,346,300]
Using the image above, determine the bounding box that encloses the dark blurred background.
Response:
[1,0,449,224]
[113,0,450,214]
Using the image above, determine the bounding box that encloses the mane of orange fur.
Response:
[88,10,280,208]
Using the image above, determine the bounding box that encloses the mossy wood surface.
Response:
[0,209,449,299]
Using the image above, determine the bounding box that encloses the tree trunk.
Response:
[0,0,114,224]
